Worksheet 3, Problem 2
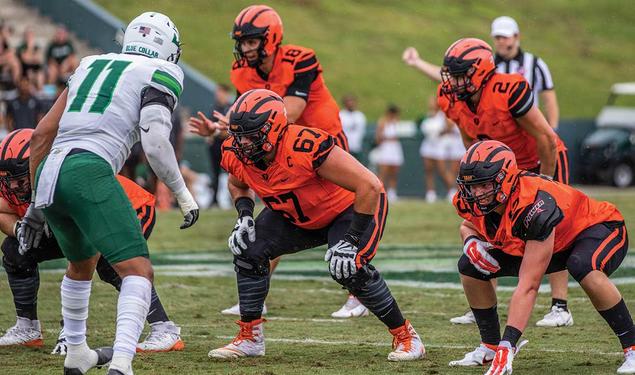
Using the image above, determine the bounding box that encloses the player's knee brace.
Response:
[96,256,122,290]
[1,237,37,276]
[233,255,269,278]
[338,264,376,292]
[566,252,593,283]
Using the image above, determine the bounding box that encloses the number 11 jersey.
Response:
[53,53,184,173]
[221,125,355,230]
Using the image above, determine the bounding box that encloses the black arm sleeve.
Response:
[140,86,176,112]
[284,68,318,101]
[512,190,564,241]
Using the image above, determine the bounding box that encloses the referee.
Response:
[490,16,559,129]
[402,16,560,129]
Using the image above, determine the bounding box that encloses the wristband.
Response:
[502,325,523,347]
[344,211,373,246]
[463,235,480,245]
[235,197,255,218]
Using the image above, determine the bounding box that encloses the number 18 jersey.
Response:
[221,125,355,229]
[53,53,184,173]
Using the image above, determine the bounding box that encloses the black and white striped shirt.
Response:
[495,49,554,105]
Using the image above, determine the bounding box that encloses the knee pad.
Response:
[95,256,122,290]
[1,237,37,276]
[234,255,269,278]
[338,264,377,291]
[566,252,592,283]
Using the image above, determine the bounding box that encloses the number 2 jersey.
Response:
[453,172,623,257]
[52,53,184,173]
[221,125,355,229]
[230,45,345,144]
[438,73,566,170]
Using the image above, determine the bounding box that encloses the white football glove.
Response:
[17,204,46,255]
[464,236,500,275]
[50,327,67,355]
[228,216,256,255]
[324,239,358,281]
[175,188,199,229]
[484,340,528,375]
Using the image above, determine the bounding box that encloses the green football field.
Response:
[1,188,635,374]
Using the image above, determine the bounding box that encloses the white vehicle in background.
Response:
[580,82,635,187]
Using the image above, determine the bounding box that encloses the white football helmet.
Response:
[122,12,181,63]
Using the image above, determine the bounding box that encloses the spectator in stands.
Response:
[5,76,43,131]
[339,94,367,161]
[0,30,20,100]
[374,104,403,202]
[46,25,77,84]
[418,95,464,203]
[17,27,44,90]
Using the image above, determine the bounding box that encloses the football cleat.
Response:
[331,295,369,318]
[449,343,497,366]
[536,306,573,327]
[137,321,185,352]
[51,327,68,355]
[208,319,265,359]
[0,317,43,347]
[618,346,635,374]
[221,302,267,316]
[387,320,425,361]
[64,346,113,375]
[450,310,476,324]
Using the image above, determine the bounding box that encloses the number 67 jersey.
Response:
[53,53,183,173]
[221,125,355,229]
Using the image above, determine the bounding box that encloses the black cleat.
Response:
[63,347,113,374]
[106,370,125,375]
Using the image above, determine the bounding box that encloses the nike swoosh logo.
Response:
[294,91,307,97]
[280,178,289,182]
[140,126,150,133]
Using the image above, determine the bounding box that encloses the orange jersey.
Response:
[221,125,355,229]
[230,44,343,137]
[454,172,623,257]
[438,73,566,170]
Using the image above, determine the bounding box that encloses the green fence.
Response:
[182,118,597,197]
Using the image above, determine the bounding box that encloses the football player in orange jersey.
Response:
[190,4,366,318]
[0,129,184,354]
[448,141,635,374]
[435,38,572,327]
[206,89,424,361]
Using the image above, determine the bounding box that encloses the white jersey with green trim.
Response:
[52,52,184,173]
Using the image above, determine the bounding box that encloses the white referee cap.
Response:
[491,16,519,37]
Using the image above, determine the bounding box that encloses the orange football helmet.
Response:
[441,38,495,102]
[227,89,288,164]
[232,5,284,67]
[0,129,33,205]
[457,140,519,215]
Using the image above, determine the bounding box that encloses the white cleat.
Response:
[51,327,68,355]
[137,321,185,353]
[536,306,573,327]
[331,295,369,318]
[450,310,476,325]
[618,347,635,374]
[449,343,496,366]
[221,303,268,316]
[208,318,265,359]
[0,317,43,347]
[387,320,425,361]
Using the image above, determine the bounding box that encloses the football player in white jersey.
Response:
[17,12,198,375]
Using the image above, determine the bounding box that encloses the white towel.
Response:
[34,146,72,209]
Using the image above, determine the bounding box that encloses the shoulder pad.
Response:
[512,190,563,241]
